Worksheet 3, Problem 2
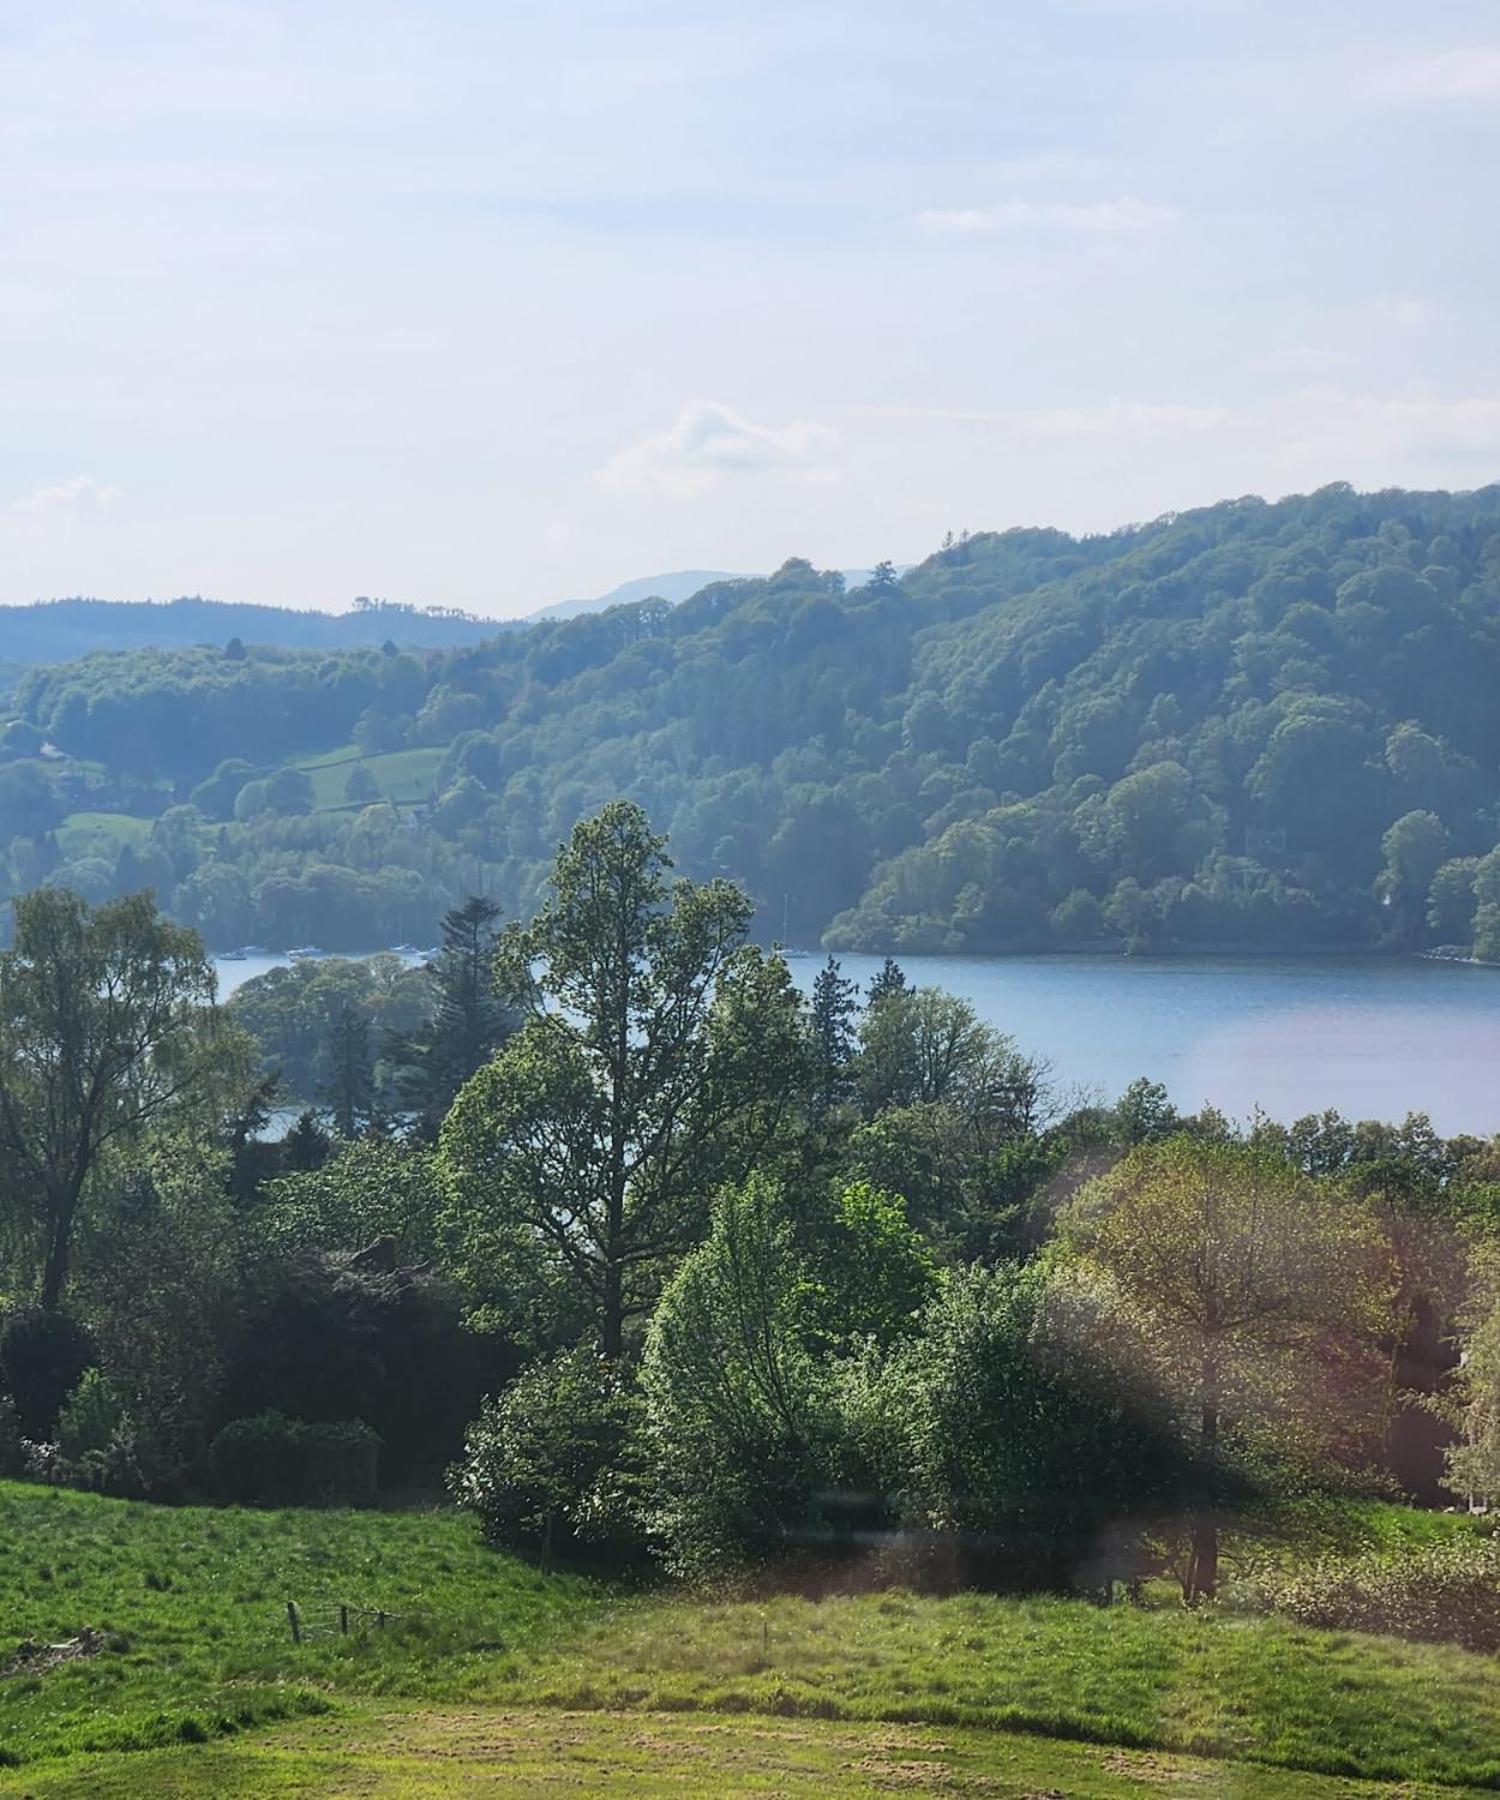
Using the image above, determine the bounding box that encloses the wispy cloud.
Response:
[847,401,1232,439]
[1360,47,1500,104]
[1025,401,1232,438]
[915,197,1178,236]
[600,401,838,498]
[9,476,124,516]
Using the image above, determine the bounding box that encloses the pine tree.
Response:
[809,955,858,1115]
[321,1004,374,1139]
[394,896,513,1132]
[866,956,907,1008]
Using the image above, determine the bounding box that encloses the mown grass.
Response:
[513,1586,1500,1789]
[0,1701,1476,1798]
[0,1482,602,1767]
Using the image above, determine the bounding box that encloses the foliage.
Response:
[450,1344,645,1561]
[441,801,806,1355]
[640,1173,838,1574]
[388,896,514,1133]
[11,488,1500,958]
[227,953,429,1106]
[0,1309,96,1439]
[1052,1137,1399,1598]
[219,1250,492,1480]
[844,1263,1191,1587]
[207,1412,380,1507]
[1442,1243,1500,1505]
[255,1140,442,1263]
[1252,1534,1500,1653]
[0,890,243,1309]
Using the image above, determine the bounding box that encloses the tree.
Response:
[1054,1138,1396,1601]
[856,986,1046,1137]
[640,1172,835,1572]
[846,1264,1189,1587]
[344,764,380,805]
[441,802,806,1357]
[450,1344,644,1562]
[264,767,315,817]
[0,890,235,1311]
[1377,810,1448,943]
[391,896,513,1132]
[866,957,907,1007]
[320,1003,374,1139]
[809,955,858,1115]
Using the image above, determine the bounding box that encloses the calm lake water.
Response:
[213,951,1500,1138]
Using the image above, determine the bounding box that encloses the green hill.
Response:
[6,482,1500,955]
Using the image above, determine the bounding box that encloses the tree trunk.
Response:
[1187,1349,1220,1604]
[601,1256,624,1360]
[39,1189,77,1312]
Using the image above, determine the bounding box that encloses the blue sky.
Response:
[2,0,1498,615]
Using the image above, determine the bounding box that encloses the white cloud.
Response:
[915,197,1178,236]
[1361,48,1500,104]
[600,401,839,498]
[1274,389,1500,473]
[9,476,124,516]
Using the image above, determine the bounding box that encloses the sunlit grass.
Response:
[513,1584,1500,1788]
[0,1482,602,1767]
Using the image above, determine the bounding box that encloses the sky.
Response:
[2,1,1499,618]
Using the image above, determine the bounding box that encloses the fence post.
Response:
[376,1609,386,1630]
[339,1605,349,1636]
[286,1601,301,1645]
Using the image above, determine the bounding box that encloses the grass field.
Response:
[1,1481,1497,1794]
[294,745,445,810]
[1,1702,1483,1798]
[0,1483,600,1767]
[54,811,157,857]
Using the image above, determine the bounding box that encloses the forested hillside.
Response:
[6,481,1500,954]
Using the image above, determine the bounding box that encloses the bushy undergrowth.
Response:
[1254,1531,1500,1652]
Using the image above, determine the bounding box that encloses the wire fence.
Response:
[284,1600,403,1644]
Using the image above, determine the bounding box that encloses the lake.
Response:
[213,950,1500,1138]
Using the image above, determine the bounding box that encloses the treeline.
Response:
[1,808,1499,1608]
[5,484,1500,954]
[0,595,503,664]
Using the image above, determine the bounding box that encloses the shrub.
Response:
[57,1368,128,1461]
[640,1176,844,1576]
[450,1345,645,1562]
[209,1412,379,1507]
[1254,1535,1500,1652]
[0,1310,96,1440]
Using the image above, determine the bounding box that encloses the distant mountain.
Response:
[0,571,898,666]
[0,597,508,664]
[527,567,893,624]
[526,572,748,624]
